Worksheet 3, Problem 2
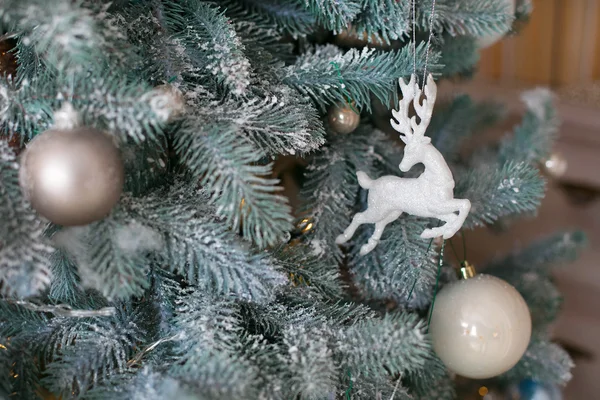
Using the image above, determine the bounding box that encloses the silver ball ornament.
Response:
[541,152,568,179]
[20,127,124,226]
[429,273,531,379]
[328,103,360,134]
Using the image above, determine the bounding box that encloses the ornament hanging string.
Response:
[412,0,416,76]
[406,0,441,305]
[406,220,442,302]
[422,0,438,82]
[330,61,359,114]
[345,368,353,400]
[448,239,461,264]
[427,239,445,331]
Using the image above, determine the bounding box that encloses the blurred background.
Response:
[458,0,600,398]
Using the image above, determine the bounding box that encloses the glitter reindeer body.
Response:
[336,74,471,255]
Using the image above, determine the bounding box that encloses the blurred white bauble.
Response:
[429,273,531,379]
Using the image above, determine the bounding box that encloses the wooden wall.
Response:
[478,0,600,86]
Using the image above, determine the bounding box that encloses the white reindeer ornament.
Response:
[336,74,471,256]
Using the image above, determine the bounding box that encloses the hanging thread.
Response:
[405,0,439,303]
[330,61,359,114]
[448,238,461,263]
[427,239,445,331]
[461,231,467,260]
[412,0,416,76]
[422,0,438,82]
[345,368,353,400]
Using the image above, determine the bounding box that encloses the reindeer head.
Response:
[390,74,437,172]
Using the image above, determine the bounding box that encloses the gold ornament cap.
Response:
[458,261,476,280]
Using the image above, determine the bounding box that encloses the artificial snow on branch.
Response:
[304,0,362,33]
[175,121,293,248]
[353,0,410,44]
[457,161,545,228]
[418,0,514,37]
[221,0,316,38]
[0,141,54,298]
[0,72,168,143]
[284,43,439,112]
[164,0,252,96]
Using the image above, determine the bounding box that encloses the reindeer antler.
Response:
[390,74,437,143]
[390,74,416,140]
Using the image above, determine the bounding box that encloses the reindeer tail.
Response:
[356,171,373,189]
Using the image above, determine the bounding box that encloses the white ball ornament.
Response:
[429,266,531,379]
[541,152,568,179]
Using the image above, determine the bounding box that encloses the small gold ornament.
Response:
[296,217,315,235]
[148,84,186,122]
[328,103,360,134]
[541,152,567,179]
[288,217,315,246]
[19,127,124,226]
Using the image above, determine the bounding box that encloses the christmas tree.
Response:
[0,0,587,399]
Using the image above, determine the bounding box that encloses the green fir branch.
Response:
[457,161,545,228]
[428,94,505,158]
[0,141,54,298]
[335,312,429,377]
[418,0,514,37]
[231,19,295,68]
[127,186,287,303]
[486,231,586,273]
[175,120,293,248]
[47,249,83,304]
[172,290,261,398]
[347,374,410,400]
[6,335,43,399]
[349,216,438,309]
[221,0,316,38]
[283,43,438,112]
[42,307,144,397]
[164,0,252,96]
[272,244,344,299]
[353,0,410,44]
[56,214,156,300]
[0,0,132,73]
[437,35,479,77]
[85,367,194,400]
[193,87,325,156]
[0,72,167,143]
[501,340,573,385]
[282,324,339,398]
[499,88,559,165]
[304,0,363,33]
[404,355,455,400]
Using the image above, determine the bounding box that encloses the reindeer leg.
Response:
[420,213,457,239]
[360,211,402,256]
[420,199,471,240]
[336,210,373,245]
